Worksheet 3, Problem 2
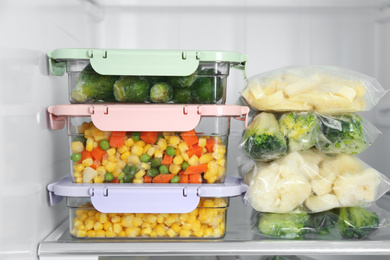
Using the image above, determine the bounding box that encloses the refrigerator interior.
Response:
[1,0,390,259]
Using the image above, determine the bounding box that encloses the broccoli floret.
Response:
[317,114,367,154]
[150,82,173,103]
[338,207,379,239]
[279,112,319,152]
[172,88,192,103]
[243,112,287,161]
[168,73,197,88]
[192,76,224,104]
[71,64,118,102]
[307,210,342,239]
[113,76,150,103]
[257,212,309,239]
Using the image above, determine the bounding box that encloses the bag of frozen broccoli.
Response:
[251,202,390,240]
[242,149,390,213]
[241,65,387,114]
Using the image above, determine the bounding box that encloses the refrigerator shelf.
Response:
[38,196,390,259]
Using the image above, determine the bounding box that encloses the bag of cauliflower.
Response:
[241,65,387,114]
[242,149,390,213]
[251,202,390,240]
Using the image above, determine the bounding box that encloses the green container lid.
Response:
[47,48,248,77]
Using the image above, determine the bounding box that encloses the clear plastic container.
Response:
[47,49,248,104]
[48,104,250,185]
[68,197,229,239]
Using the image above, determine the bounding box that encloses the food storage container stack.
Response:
[239,65,390,240]
[47,49,250,238]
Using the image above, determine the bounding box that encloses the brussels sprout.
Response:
[113,76,150,103]
[71,64,118,102]
[150,82,173,103]
[168,73,197,88]
[172,88,192,103]
[192,77,223,104]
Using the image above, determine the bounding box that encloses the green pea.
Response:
[105,172,114,182]
[159,165,169,174]
[181,161,189,171]
[140,154,151,162]
[147,168,160,177]
[170,175,180,183]
[74,136,86,145]
[150,158,162,168]
[131,132,141,142]
[70,153,81,162]
[166,146,176,156]
[99,139,110,150]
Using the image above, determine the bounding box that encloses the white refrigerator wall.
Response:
[1,1,390,260]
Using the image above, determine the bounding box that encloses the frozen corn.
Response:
[71,198,228,238]
[70,122,227,184]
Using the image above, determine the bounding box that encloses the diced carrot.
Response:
[184,164,208,175]
[181,129,199,146]
[80,150,92,162]
[205,138,217,153]
[189,173,202,184]
[179,174,189,183]
[111,178,120,183]
[140,131,158,144]
[144,175,152,183]
[91,147,106,162]
[109,131,126,148]
[152,173,174,183]
[187,144,202,158]
[161,153,173,165]
[90,159,101,170]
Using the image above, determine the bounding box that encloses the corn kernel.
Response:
[157,215,165,224]
[191,220,201,232]
[107,148,116,156]
[111,215,121,223]
[173,155,184,165]
[213,228,223,237]
[113,223,122,234]
[214,144,226,154]
[96,166,106,176]
[147,147,156,157]
[105,161,116,173]
[76,229,87,237]
[154,149,163,158]
[156,224,166,236]
[166,228,176,238]
[212,152,224,160]
[84,129,92,138]
[94,222,103,231]
[203,199,215,208]
[132,217,143,227]
[141,227,152,235]
[179,229,191,238]
[135,169,146,179]
[188,155,199,166]
[217,158,226,167]
[179,213,189,222]
[125,227,138,237]
[101,158,108,166]
[99,213,108,224]
[171,223,181,233]
[117,145,128,154]
[118,231,126,237]
[189,208,198,216]
[78,122,90,133]
[133,178,143,184]
[217,165,225,178]
[204,228,213,237]
[135,140,146,147]
[74,219,83,228]
[169,136,180,147]
[178,142,189,153]
[187,215,197,224]
[87,230,96,237]
[150,231,157,237]
[112,168,122,178]
[104,222,113,232]
[181,152,189,161]
[73,171,82,178]
[82,158,93,167]
[131,145,143,157]
[128,155,141,165]
[72,141,84,153]
[143,144,152,154]
[75,177,83,183]
[121,215,134,228]
[94,175,104,183]
[136,213,145,218]
[106,230,116,237]
[118,151,130,162]
[117,160,126,169]
[85,137,94,152]
[78,213,88,222]
[141,162,151,170]
[125,138,135,147]
[194,228,205,238]
[169,164,181,175]
[95,230,106,237]
[108,155,116,163]
[198,138,207,147]
[202,147,207,154]
[199,153,213,164]
[73,163,85,172]
[182,223,192,231]
[157,138,168,150]
[206,176,217,184]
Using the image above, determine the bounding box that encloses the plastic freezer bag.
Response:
[240,112,379,161]
[242,149,390,213]
[252,203,389,240]
[241,65,387,114]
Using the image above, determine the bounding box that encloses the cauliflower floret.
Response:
[333,168,381,206]
[245,153,312,213]
[305,193,340,212]
[83,167,97,183]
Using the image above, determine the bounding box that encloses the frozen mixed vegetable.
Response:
[243,149,387,213]
[192,77,224,104]
[113,76,150,103]
[254,206,382,240]
[150,82,173,103]
[71,64,118,102]
[71,122,227,184]
[71,198,227,238]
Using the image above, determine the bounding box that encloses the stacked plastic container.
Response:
[239,65,390,240]
[46,49,249,239]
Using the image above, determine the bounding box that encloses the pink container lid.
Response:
[48,104,249,132]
